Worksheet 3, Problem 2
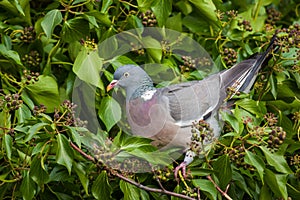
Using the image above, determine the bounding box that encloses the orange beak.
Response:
[106,80,118,92]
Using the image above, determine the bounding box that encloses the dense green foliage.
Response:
[0,0,299,199]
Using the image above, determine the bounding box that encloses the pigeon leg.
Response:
[174,150,195,181]
[174,161,187,181]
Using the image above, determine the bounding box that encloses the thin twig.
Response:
[151,169,166,191]
[197,187,201,200]
[206,175,232,200]
[70,142,196,200]
[225,183,230,194]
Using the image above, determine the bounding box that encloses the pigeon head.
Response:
[107,65,154,99]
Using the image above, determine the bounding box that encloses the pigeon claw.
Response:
[174,161,187,181]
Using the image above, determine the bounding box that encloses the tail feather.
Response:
[221,34,277,96]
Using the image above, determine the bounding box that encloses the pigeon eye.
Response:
[124,72,130,77]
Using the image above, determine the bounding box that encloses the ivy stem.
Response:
[206,175,232,200]
[70,142,197,200]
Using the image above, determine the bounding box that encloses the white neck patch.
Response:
[141,89,156,101]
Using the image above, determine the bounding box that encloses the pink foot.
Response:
[174,161,187,181]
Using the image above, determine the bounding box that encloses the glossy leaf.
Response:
[137,0,156,11]
[235,99,267,118]
[86,11,112,27]
[232,170,251,196]
[25,75,60,113]
[100,0,113,13]
[151,0,172,26]
[166,13,182,32]
[120,180,141,200]
[244,150,265,183]
[73,48,104,89]
[188,0,218,23]
[260,184,272,200]
[82,14,99,28]
[193,179,218,200]
[15,104,31,124]
[92,171,112,200]
[62,18,89,43]
[0,44,22,65]
[29,156,49,187]
[221,111,241,134]
[98,96,121,131]
[265,169,288,199]
[41,9,62,38]
[20,171,36,200]
[143,36,162,62]
[212,154,232,189]
[56,134,74,174]
[269,73,277,99]
[73,162,89,195]
[260,146,293,174]
[3,134,13,160]
[25,122,48,142]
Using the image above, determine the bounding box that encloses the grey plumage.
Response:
[107,35,277,175]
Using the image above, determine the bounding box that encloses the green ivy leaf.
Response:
[166,13,182,32]
[120,136,154,151]
[235,99,267,118]
[24,122,48,142]
[175,0,193,15]
[56,134,74,174]
[137,0,156,11]
[98,96,121,131]
[25,75,60,113]
[260,184,272,200]
[41,9,62,38]
[92,171,113,200]
[48,165,71,182]
[260,146,293,174]
[20,171,36,200]
[128,15,144,29]
[143,36,162,62]
[171,185,181,200]
[120,180,141,200]
[221,111,241,134]
[265,169,288,199]
[15,104,31,124]
[212,154,232,189]
[11,0,25,16]
[192,179,218,200]
[31,142,47,156]
[62,18,89,43]
[0,44,23,66]
[73,162,89,195]
[66,126,87,148]
[3,134,13,160]
[82,14,99,28]
[73,48,104,89]
[182,15,210,35]
[29,156,49,188]
[111,56,136,69]
[100,0,113,13]
[232,170,252,197]
[244,150,265,183]
[270,73,278,99]
[86,11,112,27]
[188,0,218,23]
[151,0,172,26]
[17,149,31,165]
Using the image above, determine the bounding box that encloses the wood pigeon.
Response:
[107,35,277,178]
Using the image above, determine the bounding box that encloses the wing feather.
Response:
[159,74,222,127]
